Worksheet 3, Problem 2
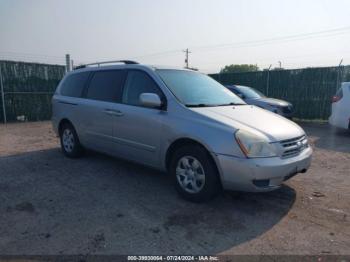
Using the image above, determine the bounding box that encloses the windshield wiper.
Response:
[185,103,216,107]
[186,102,246,107]
[215,102,246,106]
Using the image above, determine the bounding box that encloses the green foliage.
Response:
[220,64,259,74]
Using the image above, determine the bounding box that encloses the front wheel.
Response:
[170,145,221,202]
[59,123,84,158]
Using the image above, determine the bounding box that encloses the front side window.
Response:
[122,70,163,107]
[157,70,245,107]
[86,70,126,102]
[59,72,90,97]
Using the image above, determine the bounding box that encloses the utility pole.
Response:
[278,61,282,69]
[183,48,191,69]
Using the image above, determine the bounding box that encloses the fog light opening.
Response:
[252,179,270,188]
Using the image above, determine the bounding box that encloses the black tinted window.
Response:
[122,70,163,106]
[60,72,90,97]
[86,70,126,102]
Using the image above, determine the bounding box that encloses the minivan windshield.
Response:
[157,69,245,107]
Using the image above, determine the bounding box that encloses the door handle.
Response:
[104,109,124,117]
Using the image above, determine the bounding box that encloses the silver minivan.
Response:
[52,61,312,202]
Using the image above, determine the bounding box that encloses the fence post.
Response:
[336,58,343,90]
[0,63,6,124]
[65,54,71,72]
[266,64,272,96]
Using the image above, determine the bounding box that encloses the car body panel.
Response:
[190,105,304,142]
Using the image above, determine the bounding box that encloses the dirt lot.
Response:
[0,121,349,255]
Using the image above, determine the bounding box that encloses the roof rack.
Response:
[74,60,139,70]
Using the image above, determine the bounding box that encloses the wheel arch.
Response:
[165,138,220,174]
[58,118,74,136]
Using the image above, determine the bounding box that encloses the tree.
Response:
[220,64,259,74]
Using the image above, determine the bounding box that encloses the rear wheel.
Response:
[170,145,221,202]
[59,123,84,158]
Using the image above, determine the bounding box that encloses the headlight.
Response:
[235,130,278,158]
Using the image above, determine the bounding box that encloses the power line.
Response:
[192,49,350,68]
[131,49,182,59]
[190,26,350,52]
[129,25,350,60]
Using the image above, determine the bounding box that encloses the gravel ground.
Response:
[0,121,349,255]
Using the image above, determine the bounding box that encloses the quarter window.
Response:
[86,70,126,102]
[59,72,90,97]
[122,70,163,107]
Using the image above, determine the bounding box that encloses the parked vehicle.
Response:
[329,82,350,130]
[225,85,294,118]
[52,61,312,202]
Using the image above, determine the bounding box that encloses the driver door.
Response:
[112,70,166,167]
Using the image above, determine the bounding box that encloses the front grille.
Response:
[280,135,308,158]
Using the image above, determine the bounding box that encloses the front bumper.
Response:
[214,147,312,192]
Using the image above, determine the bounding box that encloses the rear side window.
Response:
[86,70,126,103]
[59,72,90,97]
[122,70,163,107]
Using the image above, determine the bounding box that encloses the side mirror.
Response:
[140,93,162,108]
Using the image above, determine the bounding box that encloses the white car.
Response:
[329,82,350,130]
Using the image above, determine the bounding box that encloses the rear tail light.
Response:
[332,96,342,103]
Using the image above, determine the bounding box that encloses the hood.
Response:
[191,105,304,142]
[254,97,290,107]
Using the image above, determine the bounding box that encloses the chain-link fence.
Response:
[0,60,65,123]
[0,60,349,123]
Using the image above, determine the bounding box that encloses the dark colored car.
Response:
[225,85,294,118]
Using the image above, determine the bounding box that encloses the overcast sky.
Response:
[1,0,350,73]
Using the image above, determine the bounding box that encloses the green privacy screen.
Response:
[0,60,349,122]
[0,60,65,122]
[210,66,350,120]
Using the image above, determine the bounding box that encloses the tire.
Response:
[170,145,221,202]
[59,122,84,158]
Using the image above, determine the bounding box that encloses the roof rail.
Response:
[74,60,139,70]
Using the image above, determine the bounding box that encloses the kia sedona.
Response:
[52,61,312,202]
